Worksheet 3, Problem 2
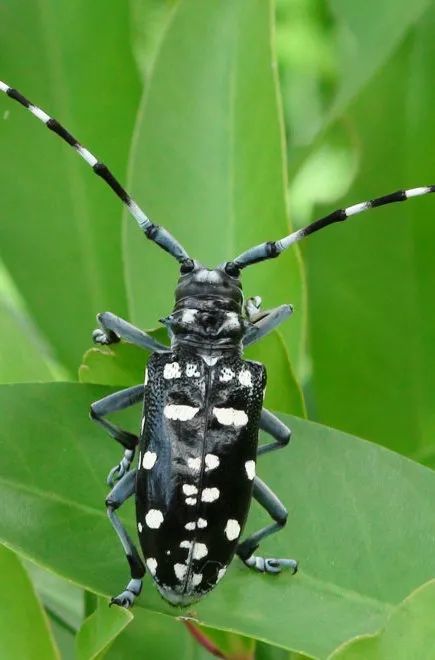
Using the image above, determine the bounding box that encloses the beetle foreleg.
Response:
[237,476,297,575]
[93,311,169,352]
[243,304,293,347]
[106,470,145,608]
[257,408,291,456]
[90,384,144,486]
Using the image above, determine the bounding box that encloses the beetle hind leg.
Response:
[237,476,298,575]
[106,470,145,608]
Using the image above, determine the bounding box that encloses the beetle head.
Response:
[173,260,243,314]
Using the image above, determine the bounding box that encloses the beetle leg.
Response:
[106,470,145,608]
[237,476,298,575]
[90,385,144,486]
[257,408,291,456]
[93,311,169,352]
[243,304,293,347]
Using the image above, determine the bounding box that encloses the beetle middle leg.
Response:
[93,311,168,352]
[106,471,145,608]
[90,384,144,486]
[236,477,298,575]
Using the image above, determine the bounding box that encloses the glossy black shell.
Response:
[136,348,265,606]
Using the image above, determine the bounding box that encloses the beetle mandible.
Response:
[1,80,434,608]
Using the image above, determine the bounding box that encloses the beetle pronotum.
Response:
[1,81,433,607]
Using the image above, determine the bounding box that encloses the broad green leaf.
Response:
[0,298,58,383]
[256,642,309,660]
[0,544,59,660]
[79,330,306,417]
[0,1,140,371]
[124,0,306,383]
[329,580,435,659]
[327,0,430,124]
[27,562,83,631]
[76,599,132,660]
[3,385,435,655]
[305,7,435,461]
[105,608,193,660]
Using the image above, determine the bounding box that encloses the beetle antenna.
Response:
[0,81,190,263]
[232,185,435,269]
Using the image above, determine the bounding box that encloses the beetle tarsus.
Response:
[110,579,142,609]
[92,327,120,345]
[242,554,298,575]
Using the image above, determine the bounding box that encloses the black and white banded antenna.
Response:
[0,81,190,264]
[232,185,435,269]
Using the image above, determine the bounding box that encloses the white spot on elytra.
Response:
[219,367,235,382]
[217,567,227,582]
[164,404,199,421]
[183,484,198,496]
[187,457,201,471]
[163,362,181,379]
[144,369,148,385]
[201,488,220,503]
[192,573,203,587]
[174,563,188,581]
[186,497,197,506]
[186,363,201,377]
[225,519,241,541]
[142,451,157,470]
[193,543,208,560]
[145,509,164,529]
[180,540,192,549]
[213,407,248,427]
[138,522,143,533]
[185,522,196,531]
[146,557,157,576]
[245,460,256,480]
[197,518,207,528]
[238,369,252,387]
[205,454,220,471]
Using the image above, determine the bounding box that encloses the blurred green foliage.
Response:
[1,0,435,658]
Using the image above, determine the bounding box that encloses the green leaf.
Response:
[75,598,132,660]
[0,298,58,383]
[0,1,140,371]
[104,608,193,660]
[3,384,435,656]
[305,6,435,460]
[329,579,435,659]
[124,0,306,385]
[327,0,431,122]
[0,544,59,659]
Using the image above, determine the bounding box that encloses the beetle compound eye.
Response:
[225,262,240,278]
[180,259,195,274]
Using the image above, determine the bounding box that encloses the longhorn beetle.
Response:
[1,80,434,608]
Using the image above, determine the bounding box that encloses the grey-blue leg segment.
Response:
[243,304,293,347]
[106,470,144,608]
[237,477,297,574]
[257,408,291,456]
[93,311,168,352]
[90,384,144,485]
